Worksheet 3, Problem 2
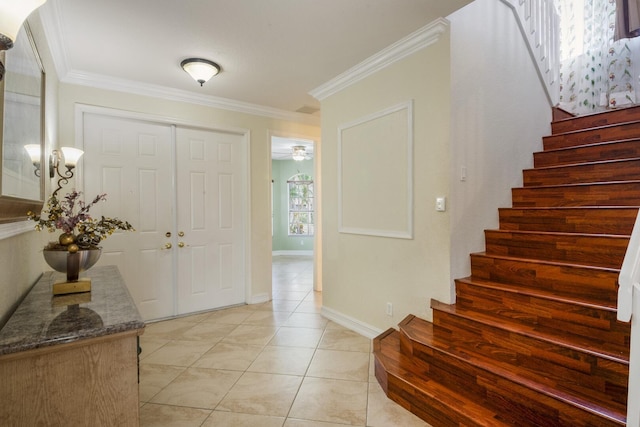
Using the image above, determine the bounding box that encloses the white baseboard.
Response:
[272,250,313,256]
[321,306,384,340]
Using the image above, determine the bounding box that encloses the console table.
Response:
[0,265,145,426]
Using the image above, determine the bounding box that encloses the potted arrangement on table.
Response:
[27,189,134,294]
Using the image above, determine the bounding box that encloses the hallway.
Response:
[138,255,429,426]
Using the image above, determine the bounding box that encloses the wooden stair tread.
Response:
[374,329,512,427]
[498,206,638,235]
[543,121,640,150]
[526,156,640,171]
[400,316,627,425]
[523,157,640,186]
[472,251,620,272]
[484,229,628,269]
[551,105,640,133]
[431,300,629,364]
[534,138,640,167]
[456,276,618,311]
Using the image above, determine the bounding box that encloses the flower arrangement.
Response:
[27,190,134,252]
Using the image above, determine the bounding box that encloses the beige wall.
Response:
[0,12,59,327]
[57,84,320,304]
[320,29,452,332]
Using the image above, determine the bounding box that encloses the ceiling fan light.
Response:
[0,0,46,49]
[181,58,220,86]
[292,146,306,161]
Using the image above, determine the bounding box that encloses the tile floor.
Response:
[139,255,431,427]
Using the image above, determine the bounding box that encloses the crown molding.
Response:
[37,1,319,126]
[37,0,70,79]
[309,18,449,102]
[61,70,320,125]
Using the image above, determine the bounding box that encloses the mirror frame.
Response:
[0,22,45,224]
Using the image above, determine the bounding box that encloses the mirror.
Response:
[0,23,45,223]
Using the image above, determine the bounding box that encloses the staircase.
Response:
[373,106,640,426]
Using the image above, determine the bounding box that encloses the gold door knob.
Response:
[178,231,185,237]
[178,242,185,248]
[163,243,172,250]
[165,232,172,238]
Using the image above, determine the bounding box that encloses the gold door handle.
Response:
[178,242,185,248]
[162,243,172,250]
[178,231,185,237]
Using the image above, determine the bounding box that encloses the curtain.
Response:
[558,0,635,114]
[615,0,640,40]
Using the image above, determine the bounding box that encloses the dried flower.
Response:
[28,189,134,249]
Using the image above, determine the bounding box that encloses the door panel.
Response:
[176,127,245,314]
[82,114,175,320]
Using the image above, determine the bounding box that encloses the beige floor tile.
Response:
[179,322,237,342]
[150,367,241,409]
[284,312,329,329]
[221,324,277,346]
[202,411,285,427]
[192,342,264,371]
[139,364,186,402]
[284,419,352,427]
[294,301,322,314]
[269,299,303,312]
[139,403,211,427]
[139,336,170,360]
[288,377,368,425]
[307,349,369,381]
[268,326,324,348]
[273,290,310,301]
[204,308,254,324]
[247,346,315,375]
[144,319,197,340]
[319,328,371,352]
[242,310,293,327]
[141,340,214,367]
[217,372,303,417]
[176,312,211,323]
[367,382,431,427]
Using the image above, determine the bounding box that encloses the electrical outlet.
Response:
[386,302,393,316]
[436,197,446,212]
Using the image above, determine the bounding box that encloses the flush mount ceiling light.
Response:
[292,146,306,161]
[0,0,47,80]
[181,58,220,86]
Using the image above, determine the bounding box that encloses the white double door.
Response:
[82,112,246,320]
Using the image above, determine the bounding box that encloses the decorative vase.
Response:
[43,248,101,295]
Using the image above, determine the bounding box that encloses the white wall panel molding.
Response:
[338,101,413,239]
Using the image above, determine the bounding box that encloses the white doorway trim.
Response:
[73,103,253,308]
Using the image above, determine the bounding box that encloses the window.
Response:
[288,173,314,236]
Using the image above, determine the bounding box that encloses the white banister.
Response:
[500,0,560,107]
[619,210,640,427]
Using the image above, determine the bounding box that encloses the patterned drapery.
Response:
[558,0,635,114]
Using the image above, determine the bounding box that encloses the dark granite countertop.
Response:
[0,265,145,356]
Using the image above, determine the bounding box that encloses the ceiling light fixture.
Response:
[0,0,47,80]
[181,58,220,86]
[292,146,306,161]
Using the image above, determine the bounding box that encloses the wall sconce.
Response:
[50,147,84,197]
[0,0,47,81]
[24,144,42,176]
[181,58,220,86]
[292,146,307,161]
